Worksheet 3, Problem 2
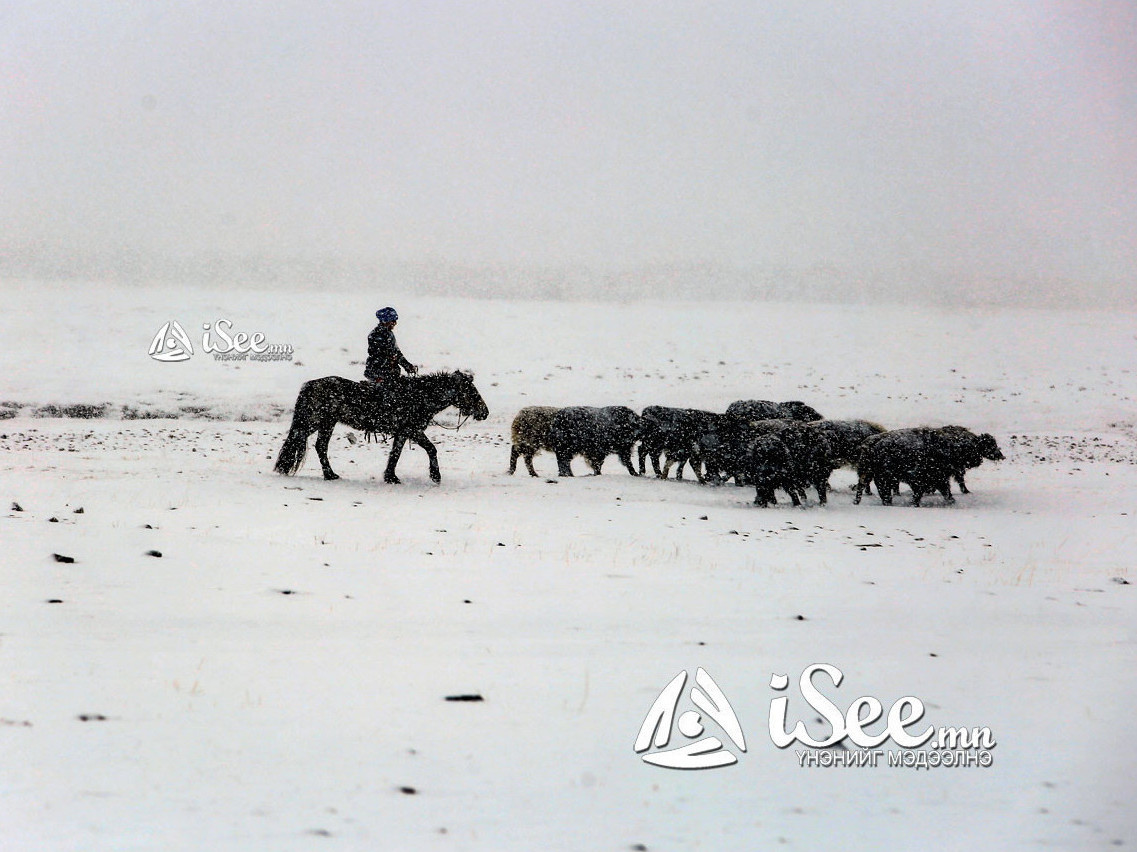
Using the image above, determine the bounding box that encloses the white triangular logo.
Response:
[634,668,746,769]
[149,321,194,362]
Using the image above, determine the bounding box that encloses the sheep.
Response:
[638,406,720,481]
[726,399,824,423]
[806,419,886,493]
[807,420,887,468]
[853,426,1004,506]
[696,417,834,503]
[508,406,561,477]
[547,406,644,476]
[745,433,808,507]
[935,425,1005,494]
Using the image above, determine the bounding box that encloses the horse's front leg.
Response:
[409,431,441,483]
[384,436,407,484]
[315,423,339,480]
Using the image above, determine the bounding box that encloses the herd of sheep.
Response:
[508,401,1005,508]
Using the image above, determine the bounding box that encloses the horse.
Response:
[273,370,489,484]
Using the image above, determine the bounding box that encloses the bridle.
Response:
[431,375,477,431]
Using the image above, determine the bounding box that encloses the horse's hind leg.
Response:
[314,423,339,480]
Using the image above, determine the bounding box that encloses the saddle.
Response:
[357,377,404,441]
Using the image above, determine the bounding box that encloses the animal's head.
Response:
[976,433,1004,461]
[453,371,489,421]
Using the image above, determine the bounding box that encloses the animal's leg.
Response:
[638,442,662,476]
[691,458,706,484]
[878,477,894,505]
[524,452,539,477]
[815,477,829,505]
[384,436,407,484]
[315,424,339,480]
[589,454,604,475]
[556,451,574,477]
[910,485,924,507]
[619,447,638,477]
[955,472,969,494]
[410,431,441,483]
[939,479,955,505]
[509,445,520,475]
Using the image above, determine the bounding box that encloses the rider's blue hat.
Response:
[375,307,398,323]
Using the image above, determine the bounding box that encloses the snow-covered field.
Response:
[2,280,1135,850]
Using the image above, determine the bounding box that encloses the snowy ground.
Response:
[1,281,1135,850]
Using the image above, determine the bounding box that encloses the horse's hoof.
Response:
[323,473,340,481]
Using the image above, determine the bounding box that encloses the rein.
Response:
[431,411,472,431]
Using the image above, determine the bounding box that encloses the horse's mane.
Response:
[400,369,474,388]
[413,369,473,379]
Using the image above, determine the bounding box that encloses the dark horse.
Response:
[274,371,489,483]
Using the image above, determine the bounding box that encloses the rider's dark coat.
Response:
[365,324,414,382]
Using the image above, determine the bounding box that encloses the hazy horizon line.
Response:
[1,248,1131,308]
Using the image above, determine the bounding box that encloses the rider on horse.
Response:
[365,307,418,384]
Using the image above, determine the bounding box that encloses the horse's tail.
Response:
[274,383,318,475]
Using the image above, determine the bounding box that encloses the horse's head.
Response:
[452,371,489,421]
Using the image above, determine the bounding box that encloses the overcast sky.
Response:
[1,1,1134,300]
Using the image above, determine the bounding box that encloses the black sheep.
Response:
[548,406,644,476]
